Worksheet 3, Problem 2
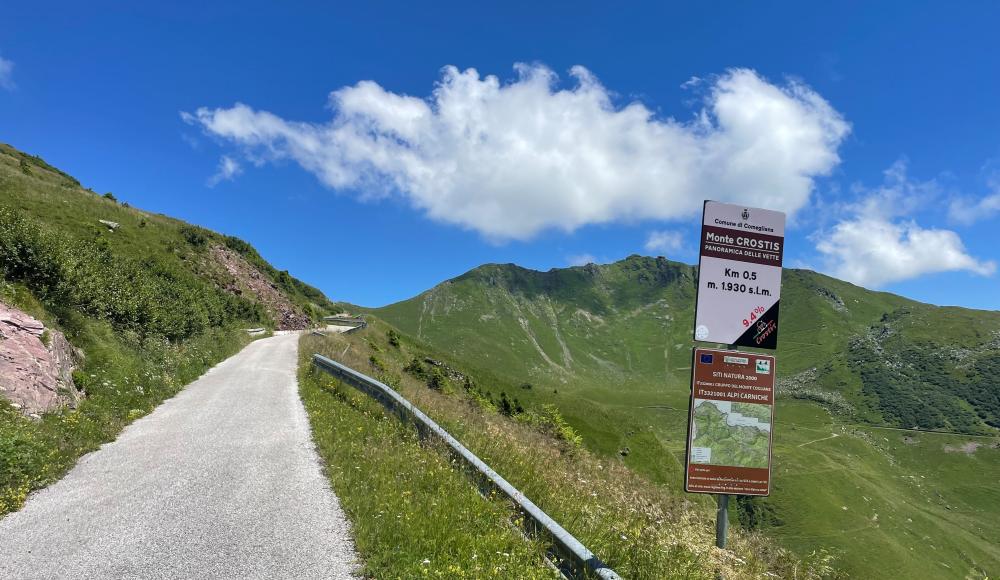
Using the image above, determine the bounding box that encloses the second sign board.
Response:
[685,347,775,496]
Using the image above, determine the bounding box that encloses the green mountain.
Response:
[0,143,337,515]
[371,256,1000,579]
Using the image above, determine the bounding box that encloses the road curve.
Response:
[0,333,358,579]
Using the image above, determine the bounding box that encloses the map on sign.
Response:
[690,400,771,469]
[685,347,775,496]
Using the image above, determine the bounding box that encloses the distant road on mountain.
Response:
[0,333,358,579]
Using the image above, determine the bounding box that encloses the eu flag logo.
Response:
[699,353,713,364]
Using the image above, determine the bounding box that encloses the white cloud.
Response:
[815,216,995,287]
[185,64,849,241]
[813,160,994,288]
[207,156,242,186]
[0,55,15,91]
[644,230,684,254]
[948,192,1000,225]
[567,253,598,266]
[840,159,939,221]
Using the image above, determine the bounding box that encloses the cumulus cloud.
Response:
[207,155,242,186]
[184,64,849,241]
[644,230,684,254]
[0,55,14,91]
[815,216,994,287]
[815,161,994,287]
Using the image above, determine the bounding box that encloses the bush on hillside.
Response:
[403,357,426,379]
[427,367,446,391]
[180,226,208,247]
[0,207,267,341]
[540,404,582,448]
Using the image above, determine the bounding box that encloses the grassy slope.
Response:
[370,256,1000,579]
[0,143,337,323]
[299,324,834,579]
[0,144,335,515]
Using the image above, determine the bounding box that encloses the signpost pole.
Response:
[715,342,737,550]
[716,493,729,548]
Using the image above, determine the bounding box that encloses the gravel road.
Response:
[0,333,358,579]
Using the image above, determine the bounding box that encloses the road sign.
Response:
[694,201,786,349]
[685,347,775,496]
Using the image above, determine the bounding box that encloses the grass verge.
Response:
[298,335,558,579]
[300,326,838,579]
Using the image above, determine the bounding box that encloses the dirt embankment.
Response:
[0,302,82,416]
[209,245,311,330]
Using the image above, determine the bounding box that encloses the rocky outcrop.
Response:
[209,245,311,330]
[0,302,82,416]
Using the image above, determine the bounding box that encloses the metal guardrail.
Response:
[321,316,367,335]
[323,316,367,326]
[311,354,622,580]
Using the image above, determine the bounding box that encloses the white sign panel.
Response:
[694,201,786,349]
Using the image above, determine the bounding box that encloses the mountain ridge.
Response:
[367,255,1000,578]
[373,254,1000,433]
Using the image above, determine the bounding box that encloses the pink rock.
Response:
[209,245,312,330]
[0,301,82,415]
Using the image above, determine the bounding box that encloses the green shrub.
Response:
[403,357,426,379]
[179,225,208,247]
[427,367,446,391]
[0,207,267,341]
[540,404,582,448]
[499,391,514,416]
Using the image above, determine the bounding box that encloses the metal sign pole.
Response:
[715,342,738,550]
[716,494,729,549]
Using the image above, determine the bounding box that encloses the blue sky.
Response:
[2,2,999,309]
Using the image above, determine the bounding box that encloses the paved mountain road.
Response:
[0,333,358,579]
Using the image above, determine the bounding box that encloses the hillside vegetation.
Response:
[0,143,336,515]
[299,323,834,579]
[370,256,1000,579]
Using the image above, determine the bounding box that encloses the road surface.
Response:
[0,333,358,579]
